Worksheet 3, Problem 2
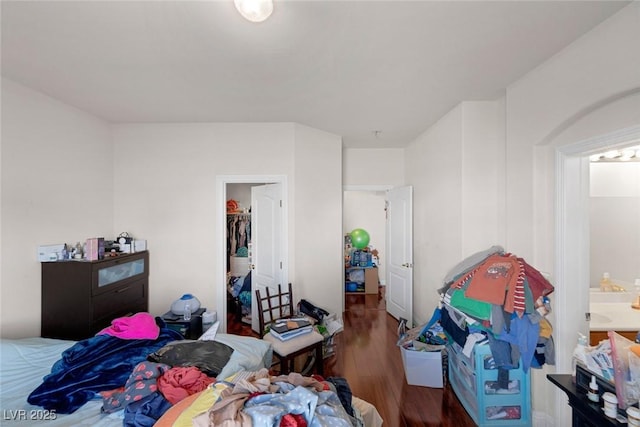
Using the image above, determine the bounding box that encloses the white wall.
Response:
[508,2,640,261]
[0,79,344,337]
[406,104,463,322]
[111,122,343,323]
[342,148,405,186]
[405,100,505,324]
[293,124,343,313]
[461,100,507,255]
[111,123,293,319]
[1,78,113,337]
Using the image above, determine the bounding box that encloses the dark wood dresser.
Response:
[41,251,149,340]
[547,373,626,426]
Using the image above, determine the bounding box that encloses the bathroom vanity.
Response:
[589,289,640,345]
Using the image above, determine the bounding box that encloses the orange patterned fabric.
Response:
[461,254,525,316]
[157,366,215,405]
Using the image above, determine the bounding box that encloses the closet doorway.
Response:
[216,175,288,334]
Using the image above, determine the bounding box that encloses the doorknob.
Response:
[402,263,413,268]
[250,264,256,270]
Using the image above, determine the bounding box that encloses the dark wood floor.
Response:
[227,287,476,427]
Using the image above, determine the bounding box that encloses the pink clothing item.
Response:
[97,312,160,340]
[157,366,214,405]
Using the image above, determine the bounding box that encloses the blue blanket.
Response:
[27,322,183,414]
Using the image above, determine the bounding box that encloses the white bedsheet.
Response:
[0,334,272,426]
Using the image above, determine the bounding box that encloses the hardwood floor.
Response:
[226,287,475,427]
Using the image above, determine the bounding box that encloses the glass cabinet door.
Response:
[97,258,145,287]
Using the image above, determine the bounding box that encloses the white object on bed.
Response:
[0,334,272,426]
[214,333,272,381]
[198,320,220,341]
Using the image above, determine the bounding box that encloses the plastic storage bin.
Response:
[400,346,445,388]
[448,340,531,426]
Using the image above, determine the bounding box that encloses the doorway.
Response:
[216,175,288,334]
[343,188,388,286]
[555,125,640,422]
[343,185,413,326]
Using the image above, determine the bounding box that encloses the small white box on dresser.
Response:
[133,239,147,252]
[37,244,65,262]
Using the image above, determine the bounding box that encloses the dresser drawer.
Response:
[92,279,147,321]
[449,346,476,395]
[92,251,148,296]
[448,340,475,371]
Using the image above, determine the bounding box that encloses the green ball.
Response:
[350,228,370,249]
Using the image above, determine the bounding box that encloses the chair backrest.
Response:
[255,283,294,337]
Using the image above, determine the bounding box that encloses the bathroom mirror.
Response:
[589,160,640,290]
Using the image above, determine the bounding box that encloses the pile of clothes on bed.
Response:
[26,312,371,427]
[154,369,369,427]
[438,246,556,380]
[27,313,234,423]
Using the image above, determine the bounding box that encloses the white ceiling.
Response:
[1,0,630,148]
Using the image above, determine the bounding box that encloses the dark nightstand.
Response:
[161,308,205,339]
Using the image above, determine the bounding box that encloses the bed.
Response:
[0,332,382,427]
[0,333,272,426]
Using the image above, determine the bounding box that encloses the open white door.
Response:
[386,185,413,326]
[250,183,283,333]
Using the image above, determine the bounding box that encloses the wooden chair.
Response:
[255,283,324,376]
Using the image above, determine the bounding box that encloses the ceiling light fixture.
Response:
[234,0,273,23]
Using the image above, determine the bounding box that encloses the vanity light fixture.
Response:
[620,149,635,161]
[234,0,273,23]
[590,145,640,162]
[603,150,620,159]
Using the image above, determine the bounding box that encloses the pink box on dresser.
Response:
[85,237,105,261]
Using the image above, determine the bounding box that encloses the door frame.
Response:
[216,175,288,333]
[554,124,640,423]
